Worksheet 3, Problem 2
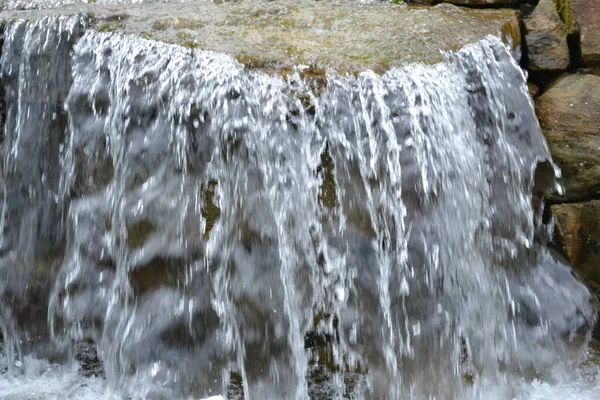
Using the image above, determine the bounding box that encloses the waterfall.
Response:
[0,16,595,400]
[1,0,181,11]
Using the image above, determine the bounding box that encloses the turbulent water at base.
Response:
[0,16,597,400]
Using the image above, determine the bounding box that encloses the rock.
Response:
[0,1,521,75]
[552,201,600,339]
[525,0,571,71]
[551,203,584,265]
[552,201,600,297]
[528,82,540,97]
[569,0,600,65]
[536,74,600,202]
[416,0,519,5]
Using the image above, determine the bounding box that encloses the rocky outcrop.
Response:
[568,0,600,66]
[525,0,571,71]
[536,74,600,202]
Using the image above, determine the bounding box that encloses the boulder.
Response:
[569,0,600,65]
[525,0,571,71]
[536,74,600,202]
[0,1,521,75]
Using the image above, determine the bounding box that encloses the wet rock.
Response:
[0,1,521,75]
[528,81,540,97]
[552,201,600,333]
[551,203,584,266]
[536,74,600,202]
[75,340,104,378]
[569,0,600,65]
[525,0,571,71]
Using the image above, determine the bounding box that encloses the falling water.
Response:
[0,15,596,400]
[0,0,187,11]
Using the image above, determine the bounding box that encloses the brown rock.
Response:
[569,0,600,65]
[552,201,600,296]
[552,203,584,265]
[527,82,540,97]
[525,0,570,71]
[536,74,600,201]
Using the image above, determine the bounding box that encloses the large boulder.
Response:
[569,0,600,66]
[0,1,522,75]
[525,0,571,71]
[536,74,600,202]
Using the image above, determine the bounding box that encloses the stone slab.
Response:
[0,0,521,74]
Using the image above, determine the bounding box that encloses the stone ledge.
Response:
[0,0,521,75]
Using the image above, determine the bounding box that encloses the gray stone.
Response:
[525,0,570,71]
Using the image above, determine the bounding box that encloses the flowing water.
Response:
[0,0,188,11]
[0,13,598,400]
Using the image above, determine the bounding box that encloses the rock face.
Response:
[536,74,600,202]
[0,1,521,75]
[553,201,600,297]
[569,0,600,66]
[525,0,571,71]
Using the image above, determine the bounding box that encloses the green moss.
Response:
[201,181,220,236]
[97,23,120,33]
[175,31,201,49]
[500,13,521,49]
[555,0,577,35]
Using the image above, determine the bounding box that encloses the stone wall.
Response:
[524,1,600,331]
